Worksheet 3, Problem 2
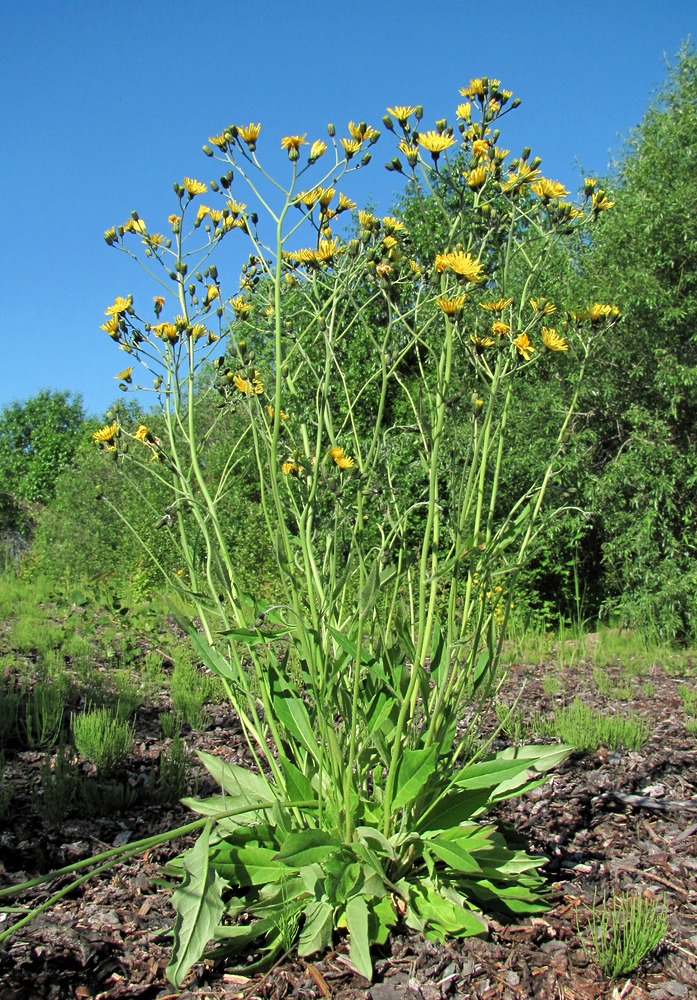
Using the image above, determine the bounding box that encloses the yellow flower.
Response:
[226,199,247,215]
[472,139,489,160]
[382,216,407,232]
[281,134,307,152]
[529,297,557,316]
[92,421,118,445]
[387,105,418,124]
[348,121,378,141]
[196,204,211,222]
[460,78,498,99]
[209,208,224,223]
[575,303,621,322]
[100,315,120,335]
[104,295,132,316]
[134,425,149,442]
[467,165,488,191]
[592,191,615,212]
[238,123,261,146]
[456,103,472,121]
[501,163,541,191]
[514,333,535,360]
[470,334,495,348]
[144,232,165,246]
[168,214,181,230]
[182,177,207,197]
[340,137,362,158]
[282,460,301,476]
[436,295,467,315]
[234,371,264,395]
[434,250,484,283]
[208,133,228,149]
[358,210,376,228]
[531,178,569,201]
[205,285,220,304]
[266,405,289,421]
[315,238,344,264]
[329,445,355,470]
[104,227,117,244]
[230,296,253,316]
[153,296,165,314]
[153,322,179,342]
[337,193,356,212]
[480,298,513,313]
[541,327,569,351]
[417,131,457,155]
[309,139,327,160]
[114,367,133,382]
[491,321,510,336]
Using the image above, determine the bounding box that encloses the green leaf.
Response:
[210,843,286,886]
[197,751,276,812]
[187,631,236,681]
[345,895,372,980]
[274,830,340,868]
[268,667,320,762]
[279,756,315,803]
[426,838,481,875]
[392,746,438,811]
[489,744,572,800]
[297,899,334,956]
[417,787,492,833]
[166,821,227,988]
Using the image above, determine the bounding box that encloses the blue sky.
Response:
[1,1,694,419]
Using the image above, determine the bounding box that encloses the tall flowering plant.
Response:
[2,80,619,982]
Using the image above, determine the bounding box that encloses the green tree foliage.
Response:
[576,44,697,639]
[0,390,87,542]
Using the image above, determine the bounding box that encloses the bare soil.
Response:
[2,647,697,1000]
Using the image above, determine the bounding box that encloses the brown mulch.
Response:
[2,649,697,1000]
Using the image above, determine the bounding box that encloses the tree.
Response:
[0,390,87,539]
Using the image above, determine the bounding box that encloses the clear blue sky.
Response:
[1,1,694,419]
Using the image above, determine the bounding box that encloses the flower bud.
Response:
[512,98,521,109]
[361,152,372,166]
[530,156,542,170]
[250,213,258,226]
[415,106,424,121]
[202,144,214,157]
[327,123,336,137]
[209,179,219,192]
[175,261,188,275]
[521,147,531,161]
[209,264,218,279]
[435,118,447,133]
[188,283,196,296]
[382,115,394,131]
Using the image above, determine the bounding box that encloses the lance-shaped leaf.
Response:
[166,821,227,988]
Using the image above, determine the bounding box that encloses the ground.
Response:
[2,641,697,1000]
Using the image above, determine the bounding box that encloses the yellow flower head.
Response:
[467,165,488,191]
[238,123,261,147]
[93,421,118,445]
[382,216,407,232]
[592,191,615,212]
[340,137,362,158]
[205,285,220,304]
[104,295,132,316]
[459,78,499,100]
[234,371,264,395]
[480,298,513,313]
[309,139,327,160]
[315,238,343,264]
[358,210,377,229]
[514,332,535,361]
[541,327,569,351]
[436,295,467,316]
[208,133,228,149]
[348,121,378,141]
[530,297,557,316]
[182,177,207,197]
[472,139,489,160]
[282,459,301,476]
[100,315,120,335]
[196,204,211,223]
[470,333,495,348]
[491,321,510,336]
[134,425,149,442]
[417,131,457,155]
[115,367,134,381]
[456,103,472,121]
[576,303,621,322]
[329,445,355,470]
[434,250,485,283]
[168,214,181,231]
[266,405,289,421]
[387,105,418,124]
[531,178,569,201]
[153,296,165,314]
[153,322,179,342]
[281,134,307,155]
[230,296,253,316]
[337,193,356,212]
